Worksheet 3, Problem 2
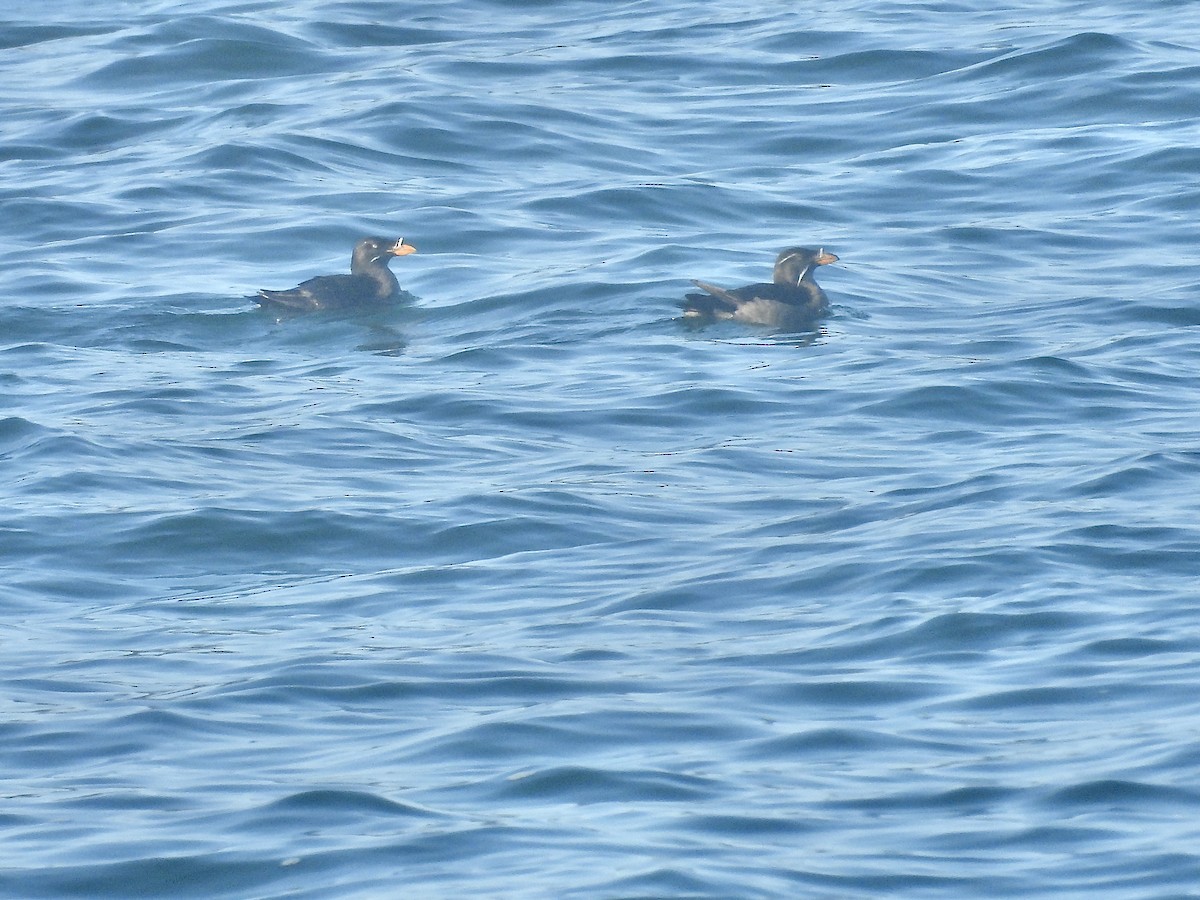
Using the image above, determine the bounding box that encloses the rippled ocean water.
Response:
[4,1,1200,896]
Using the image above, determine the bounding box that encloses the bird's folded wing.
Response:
[690,280,743,306]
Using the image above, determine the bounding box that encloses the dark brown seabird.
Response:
[682,246,839,330]
[254,237,417,311]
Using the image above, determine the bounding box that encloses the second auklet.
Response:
[682,246,839,330]
[255,237,417,312]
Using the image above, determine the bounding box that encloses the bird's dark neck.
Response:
[777,274,826,307]
[352,258,399,297]
[800,279,828,307]
[773,263,815,287]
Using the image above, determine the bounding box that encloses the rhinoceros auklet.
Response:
[682,246,839,330]
[254,237,417,311]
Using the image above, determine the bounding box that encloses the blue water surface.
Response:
[4,1,1200,897]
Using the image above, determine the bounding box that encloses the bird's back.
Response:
[256,274,383,311]
[683,280,827,329]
